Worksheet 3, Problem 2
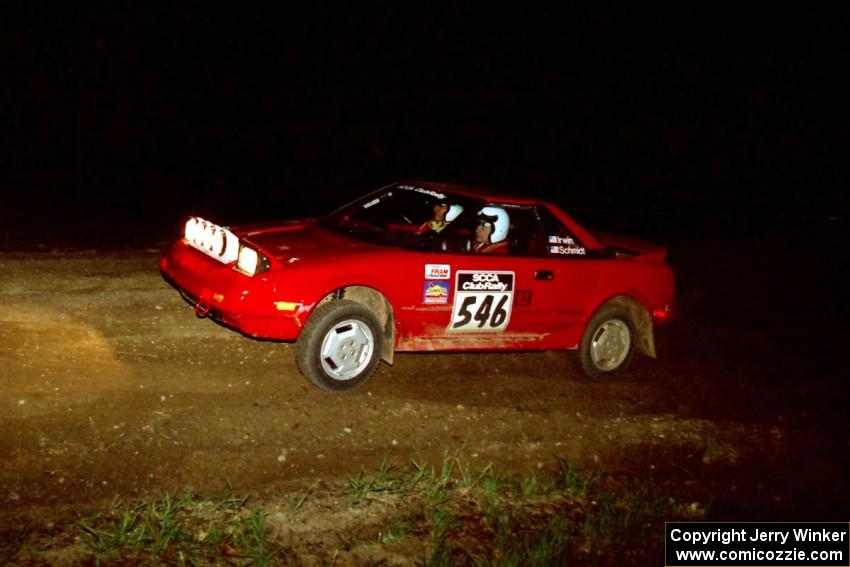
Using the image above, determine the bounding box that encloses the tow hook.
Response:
[195,302,212,318]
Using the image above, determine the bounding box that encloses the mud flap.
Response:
[381,309,395,365]
[609,295,657,359]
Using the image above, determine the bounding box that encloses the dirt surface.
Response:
[1,249,848,559]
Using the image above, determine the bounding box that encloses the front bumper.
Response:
[160,240,304,340]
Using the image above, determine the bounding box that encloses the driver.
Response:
[417,202,463,234]
[472,206,510,254]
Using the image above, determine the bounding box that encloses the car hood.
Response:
[230,219,385,264]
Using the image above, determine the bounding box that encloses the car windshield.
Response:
[320,183,483,251]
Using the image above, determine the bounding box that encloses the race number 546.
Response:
[449,271,514,332]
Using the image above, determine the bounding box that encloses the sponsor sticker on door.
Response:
[425,264,451,280]
[422,281,450,304]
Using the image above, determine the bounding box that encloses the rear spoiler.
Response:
[591,230,669,263]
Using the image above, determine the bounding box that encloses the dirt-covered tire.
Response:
[296,300,383,393]
[579,304,636,379]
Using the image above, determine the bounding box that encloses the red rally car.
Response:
[160,181,675,393]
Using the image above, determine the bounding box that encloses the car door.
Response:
[398,250,528,351]
[397,204,594,351]
[525,205,603,345]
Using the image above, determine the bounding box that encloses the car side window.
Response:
[500,205,547,256]
[429,204,546,256]
[537,207,588,258]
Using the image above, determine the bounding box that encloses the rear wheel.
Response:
[296,300,382,393]
[579,304,636,378]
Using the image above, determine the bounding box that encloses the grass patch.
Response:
[6,450,694,565]
[337,447,684,564]
[358,449,681,565]
[70,490,291,566]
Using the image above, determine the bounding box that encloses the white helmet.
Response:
[445,204,464,222]
[477,206,510,243]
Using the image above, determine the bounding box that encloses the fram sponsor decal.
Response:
[422,281,450,304]
[425,264,451,280]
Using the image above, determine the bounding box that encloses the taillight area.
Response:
[653,303,675,323]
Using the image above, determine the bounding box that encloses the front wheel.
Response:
[578,304,636,378]
[296,300,383,393]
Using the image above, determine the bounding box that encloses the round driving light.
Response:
[194,219,204,244]
[184,217,198,242]
[212,228,225,255]
[222,230,239,262]
[200,222,214,250]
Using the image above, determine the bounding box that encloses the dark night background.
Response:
[2,3,849,359]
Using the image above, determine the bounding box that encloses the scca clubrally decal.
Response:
[448,271,514,332]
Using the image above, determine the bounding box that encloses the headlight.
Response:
[236,245,270,276]
[237,246,258,274]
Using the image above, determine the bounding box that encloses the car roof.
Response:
[401,180,547,206]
